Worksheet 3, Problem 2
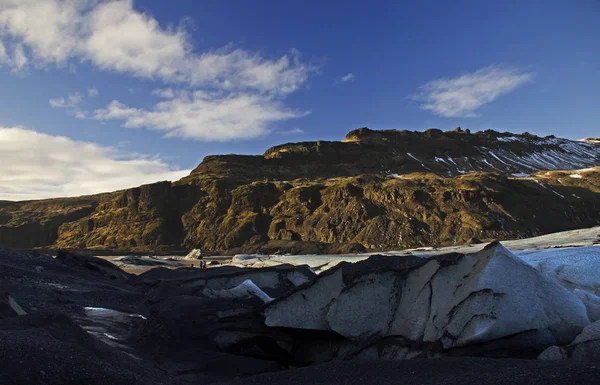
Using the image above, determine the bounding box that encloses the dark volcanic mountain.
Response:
[1,127,599,254]
[184,127,600,182]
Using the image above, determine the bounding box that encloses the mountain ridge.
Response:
[182,127,600,183]
[1,127,599,254]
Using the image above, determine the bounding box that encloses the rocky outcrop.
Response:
[54,182,200,250]
[0,128,599,253]
[112,169,600,254]
[186,127,600,183]
[0,195,102,248]
[539,321,600,362]
[55,249,132,280]
[182,170,600,252]
[570,322,600,361]
[0,293,26,318]
[583,137,600,146]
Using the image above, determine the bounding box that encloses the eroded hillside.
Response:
[1,128,599,253]
[183,127,600,183]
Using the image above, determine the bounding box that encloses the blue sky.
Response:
[0,0,598,200]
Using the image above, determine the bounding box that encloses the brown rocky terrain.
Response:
[0,128,599,254]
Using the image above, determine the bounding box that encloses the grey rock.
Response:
[0,292,27,318]
[570,321,600,362]
[538,346,568,360]
[55,249,131,280]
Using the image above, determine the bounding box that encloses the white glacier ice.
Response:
[202,279,274,303]
[516,246,600,294]
[263,242,590,351]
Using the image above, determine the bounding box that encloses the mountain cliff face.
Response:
[0,195,105,249]
[183,127,600,183]
[1,128,599,254]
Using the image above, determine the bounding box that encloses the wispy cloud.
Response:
[0,126,190,200]
[0,0,315,141]
[49,91,89,118]
[0,41,27,71]
[49,92,82,108]
[338,72,355,84]
[276,128,304,135]
[152,88,175,98]
[87,87,99,97]
[93,91,308,141]
[11,44,27,71]
[413,65,535,117]
[0,39,9,64]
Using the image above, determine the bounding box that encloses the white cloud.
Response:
[414,65,535,117]
[69,92,83,105]
[184,48,311,95]
[277,128,304,135]
[152,88,175,98]
[0,0,311,94]
[49,92,89,118]
[49,92,82,108]
[48,97,66,108]
[0,0,84,64]
[74,110,87,119]
[0,39,8,63]
[82,0,188,80]
[340,73,354,83]
[0,0,313,140]
[87,87,99,97]
[11,43,27,70]
[0,126,190,200]
[93,91,307,141]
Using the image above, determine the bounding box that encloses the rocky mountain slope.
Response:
[1,128,599,253]
[181,127,600,183]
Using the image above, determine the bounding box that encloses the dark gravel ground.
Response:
[0,249,146,316]
[0,249,177,385]
[0,312,174,385]
[3,248,600,385]
[216,358,600,385]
